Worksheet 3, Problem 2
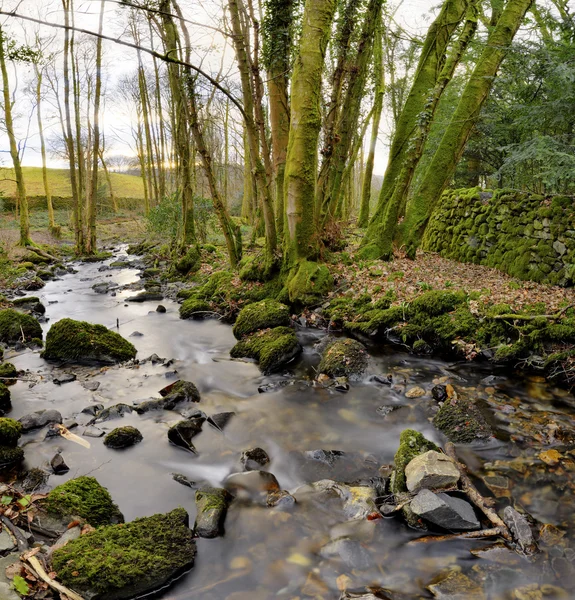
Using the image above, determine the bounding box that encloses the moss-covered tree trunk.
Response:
[360,0,471,258]
[372,4,479,260]
[283,0,336,302]
[358,14,384,228]
[320,0,385,221]
[0,28,31,247]
[401,0,533,256]
[229,0,277,264]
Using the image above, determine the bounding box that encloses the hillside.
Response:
[0,167,145,198]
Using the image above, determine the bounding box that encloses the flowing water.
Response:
[6,248,575,599]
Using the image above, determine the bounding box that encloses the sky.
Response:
[0,0,437,175]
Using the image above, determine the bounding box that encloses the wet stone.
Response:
[503,506,535,553]
[19,409,62,431]
[432,385,448,402]
[83,426,105,438]
[104,426,143,449]
[91,403,133,423]
[82,381,100,392]
[405,451,460,493]
[267,489,295,509]
[410,489,480,531]
[0,529,16,553]
[427,570,485,599]
[81,404,104,417]
[51,453,69,475]
[159,380,200,404]
[156,305,166,313]
[167,418,204,453]
[208,412,235,431]
[320,537,372,570]
[194,487,232,538]
[225,470,280,502]
[172,473,196,488]
[241,447,270,471]
[53,373,76,385]
[376,405,401,418]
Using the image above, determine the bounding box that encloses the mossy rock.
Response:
[433,398,492,443]
[104,426,143,450]
[43,318,137,365]
[175,245,201,274]
[51,508,196,600]
[0,446,24,471]
[230,326,301,374]
[391,429,438,495]
[194,488,232,538]
[179,298,212,320]
[232,299,290,340]
[287,261,333,306]
[317,338,369,380]
[0,417,21,447]
[0,362,17,385]
[0,383,10,414]
[408,290,467,317]
[43,476,124,527]
[0,309,42,344]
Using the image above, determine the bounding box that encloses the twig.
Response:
[1,515,28,551]
[445,443,512,541]
[25,554,85,600]
[408,527,503,544]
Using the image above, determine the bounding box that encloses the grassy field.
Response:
[0,167,145,198]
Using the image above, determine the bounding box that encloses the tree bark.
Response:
[401,0,533,256]
[0,27,31,246]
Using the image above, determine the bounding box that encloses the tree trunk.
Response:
[361,0,471,258]
[358,13,384,227]
[0,27,31,246]
[86,0,105,254]
[284,0,336,265]
[98,145,117,213]
[401,0,533,256]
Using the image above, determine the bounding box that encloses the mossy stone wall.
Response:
[423,188,575,286]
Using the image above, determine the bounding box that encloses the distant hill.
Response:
[0,167,145,199]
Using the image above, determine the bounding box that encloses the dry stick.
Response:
[408,527,503,544]
[444,442,512,541]
[26,554,85,600]
[1,516,28,551]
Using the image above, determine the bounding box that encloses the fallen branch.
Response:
[445,442,512,541]
[408,527,503,544]
[1,516,28,551]
[25,554,84,600]
[493,304,574,322]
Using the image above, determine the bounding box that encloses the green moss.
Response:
[42,319,137,365]
[52,508,195,599]
[0,362,17,384]
[0,418,21,447]
[104,427,143,449]
[0,383,10,414]
[344,305,405,336]
[392,429,438,494]
[433,398,492,443]
[0,309,43,344]
[412,339,431,354]
[230,326,301,374]
[317,338,369,379]
[408,290,467,317]
[0,446,24,470]
[238,252,277,282]
[232,299,290,339]
[287,261,333,305]
[44,476,124,527]
[175,245,201,274]
[179,299,212,320]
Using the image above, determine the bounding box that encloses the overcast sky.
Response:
[0,0,437,175]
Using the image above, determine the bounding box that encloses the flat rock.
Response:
[82,381,100,391]
[0,529,16,553]
[427,570,485,599]
[320,537,372,569]
[410,489,480,531]
[503,506,534,552]
[405,451,460,493]
[53,373,77,385]
[19,409,62,431]
[194,487,231,538]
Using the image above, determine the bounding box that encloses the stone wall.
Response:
[422,188,575,286]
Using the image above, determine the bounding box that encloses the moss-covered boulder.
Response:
[104,426,143,449]
[232,299,290,340]
[43,476,124,527]
[318,338,369,380]
[51,508,196,600]
[0,383,11,415]
[230,326,301,374]
[194,487,232,538]
[0,309,42,344]
[160,380,201,404]
[43,319,137,365]
[433,397,492,443]
[0,417,22,447]
[0,362,17,385]
[238,252,277,282]
[391,429,439,495]
[287,260,333,306]
[179,298,212,320]
[175,245,201,274]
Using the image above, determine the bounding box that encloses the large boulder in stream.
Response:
[0,309,42,344]
[104,426,143,449]
[230,326,302,374]
[318,338,369,380]
[194,487,232,538]
[433,396,492,443]
[232,299,291,339]
[42,318,137,365]
[51,508,196,600]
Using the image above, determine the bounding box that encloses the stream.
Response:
[6,246,575,599]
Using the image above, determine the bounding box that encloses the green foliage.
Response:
[44,476,124,527]
[146,193,182,242]
[0,309,42,344]
[51,508,195,597]
[11,575,29,595]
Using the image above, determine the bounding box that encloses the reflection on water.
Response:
[6,249,575,599]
